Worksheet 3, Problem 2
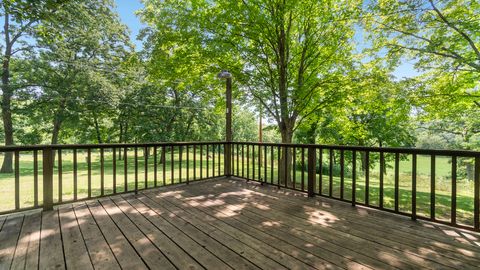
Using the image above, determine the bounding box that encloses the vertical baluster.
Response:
[179,146,182,183]
[307,146,315,197]
[162,146,166,186]
[329,149,333,197]
[302,147,305,191]
[144,146,148,188]
[33,150,38,207]
[242,144,245,178]
[352,150,356,206]
[380,151,384,208]
[474,156,479,230]
[193,145,197,181]
[451,156,457,225]
[206,145,209,179]
[15,151,20,209]
[218,144,221,176]
[258,145,261,181]
[412,154,417,220]
[431,155,436,220]
[100,148,104,196]
[200,145,203,179]
[135,147,138,193]
[87,149,92,198]
[58,149,62,203]
[186,145,189,184]
[293,147,296,189]
[73,149,77,200]
[212,144,215,177]
[113,148,117,194]
[270,146,274,184]
[340,150,344,199]
[394,153,400,212]
[277,146,281,188]
[247,145,250,180]
[171,145,174,183]
[284,146,288,188]
[319,148,323,195]
[154,146,158,187]
[124,147,128,192]
[236,144,240,176]
[264,145,267,184]
[252,145,255,181]
[365,151,370,205]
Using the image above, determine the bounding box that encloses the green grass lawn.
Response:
[1,147,476,228]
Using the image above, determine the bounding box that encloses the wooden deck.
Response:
[1,178,480,270]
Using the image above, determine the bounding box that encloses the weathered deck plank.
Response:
[39,210,65,269]
[98,199,176,269]
[0,215,24,269]
[11,212,41,270]
[131,195,260,270]
[185,180,478,269]
[1,177,479,270]
[58,206,93,270]
[74,203,120,269]
[110,197,207,269]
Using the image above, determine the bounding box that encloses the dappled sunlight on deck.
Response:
[1,178,479,269]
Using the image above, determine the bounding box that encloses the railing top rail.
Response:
[231,141,480,157]
[0,140,478,157]
[0,141,226,152]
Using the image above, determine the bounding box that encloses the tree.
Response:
[28,0,131,145]
[366,0,480,105]
[140,0,360,184]
[1,0,64,172]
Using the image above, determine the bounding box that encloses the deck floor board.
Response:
[1,178,479,270]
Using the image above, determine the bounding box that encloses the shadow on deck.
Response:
[1,177,479,269]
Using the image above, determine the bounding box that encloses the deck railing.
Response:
[230,142,480,232]
[1,141,479,232]
[0,142,226,215]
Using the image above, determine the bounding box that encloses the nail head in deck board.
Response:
[73,204,123,269]
[10,212,41,270]
[98,199,176,269]
[0,215,24,269]
[58,206,93,270]
[39,211,65,269]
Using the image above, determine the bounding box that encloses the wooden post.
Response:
[43,147,54,211]
[307,147,315,197]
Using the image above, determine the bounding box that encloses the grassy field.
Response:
[0,147,476,227]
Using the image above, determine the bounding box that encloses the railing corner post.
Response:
[42,147,54,211]
[225,142,232,178]
[307,146,315,198]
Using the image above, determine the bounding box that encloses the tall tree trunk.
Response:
[1,14,14,173]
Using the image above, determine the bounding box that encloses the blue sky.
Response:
[114,0,418,78]
[114,0,145,50]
